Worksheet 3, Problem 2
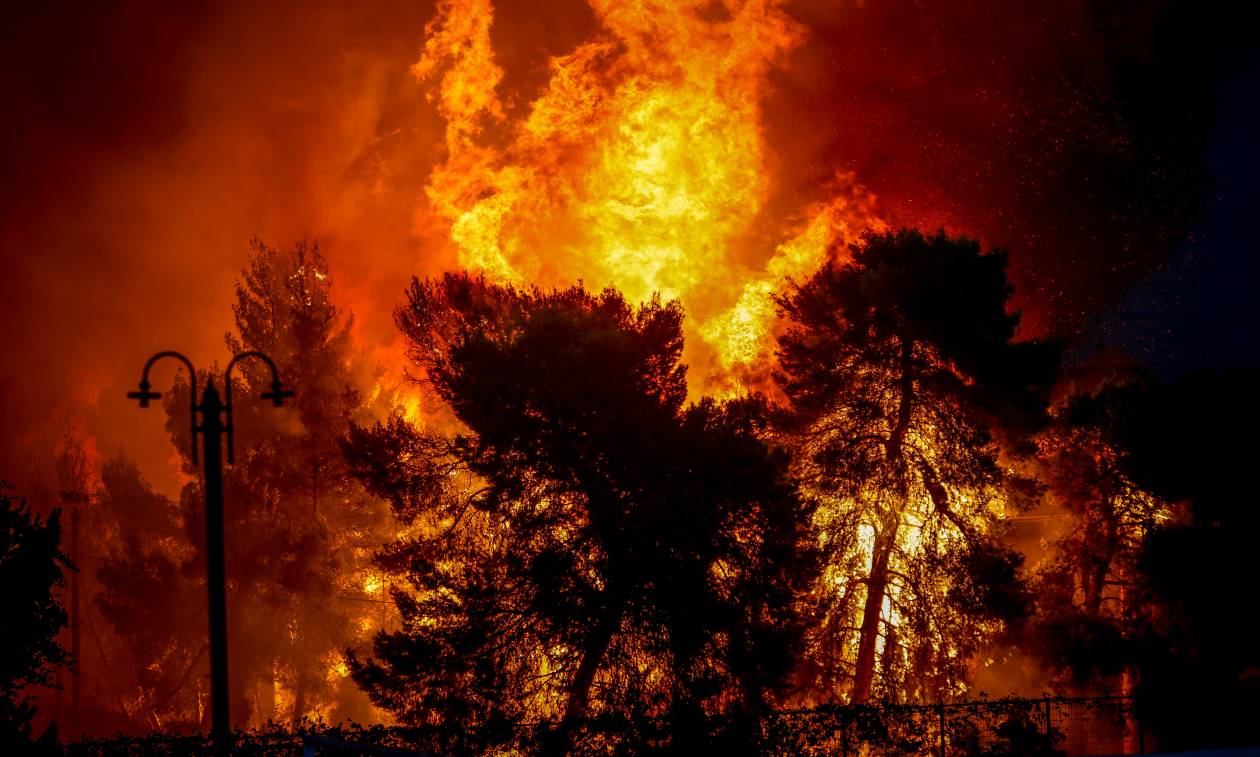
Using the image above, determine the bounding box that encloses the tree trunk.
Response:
[292,677,307,726]
[852,336,915,704]
[257,663,275,727]
[547,595,624,755]
[850,515,898,704]
[563,609,621,721]
[886,337,915,460]
[1086,494,1121,616]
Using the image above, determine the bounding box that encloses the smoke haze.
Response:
[1,0,1248,495]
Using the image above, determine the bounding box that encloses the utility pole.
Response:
[58,489,90,740]
[128,350,292,753]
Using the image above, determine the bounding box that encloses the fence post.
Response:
[938,704,946,757]
[1043,698,1052,738]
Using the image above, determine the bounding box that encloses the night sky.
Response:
[1085,56,1260,377]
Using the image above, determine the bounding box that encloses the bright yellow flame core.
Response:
[417,0,883,391]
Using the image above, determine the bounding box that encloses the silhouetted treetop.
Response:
[400,272,686,411]
[397,274,690,512]
[775,229,1057,439]
[348,274,816,753]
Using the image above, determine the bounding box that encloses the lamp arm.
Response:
[128,351,200,464]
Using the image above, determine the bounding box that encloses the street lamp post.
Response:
[128,350,292,749]
[57,488,91,741]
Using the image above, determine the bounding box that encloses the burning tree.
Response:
[775,229,1055,704]
[197,238,393,724]
[345,274,818,754]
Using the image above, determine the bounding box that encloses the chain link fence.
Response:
[762,696,1145,756]
[62,697,1149,756]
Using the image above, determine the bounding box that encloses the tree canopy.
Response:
[346,274,818,754]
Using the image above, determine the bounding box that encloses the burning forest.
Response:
[1,1,1257,755]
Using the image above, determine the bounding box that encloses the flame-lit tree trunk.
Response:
[775,230,1056,705]
[850,337,915,703]
[850,510,898,704]
[561,605,623,725]
[550,583,627,756]
[53,430,92,738]
[291,684,306,729]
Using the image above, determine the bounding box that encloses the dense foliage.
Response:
[0,484,71,747]
[345,275,819,753]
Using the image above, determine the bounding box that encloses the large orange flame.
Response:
[416,0,883,392]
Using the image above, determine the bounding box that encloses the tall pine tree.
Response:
[775,229,1055,704]
[154,239,394,726]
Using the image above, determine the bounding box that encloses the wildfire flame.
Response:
[2,0,1198,735]
[417,0,883,391]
